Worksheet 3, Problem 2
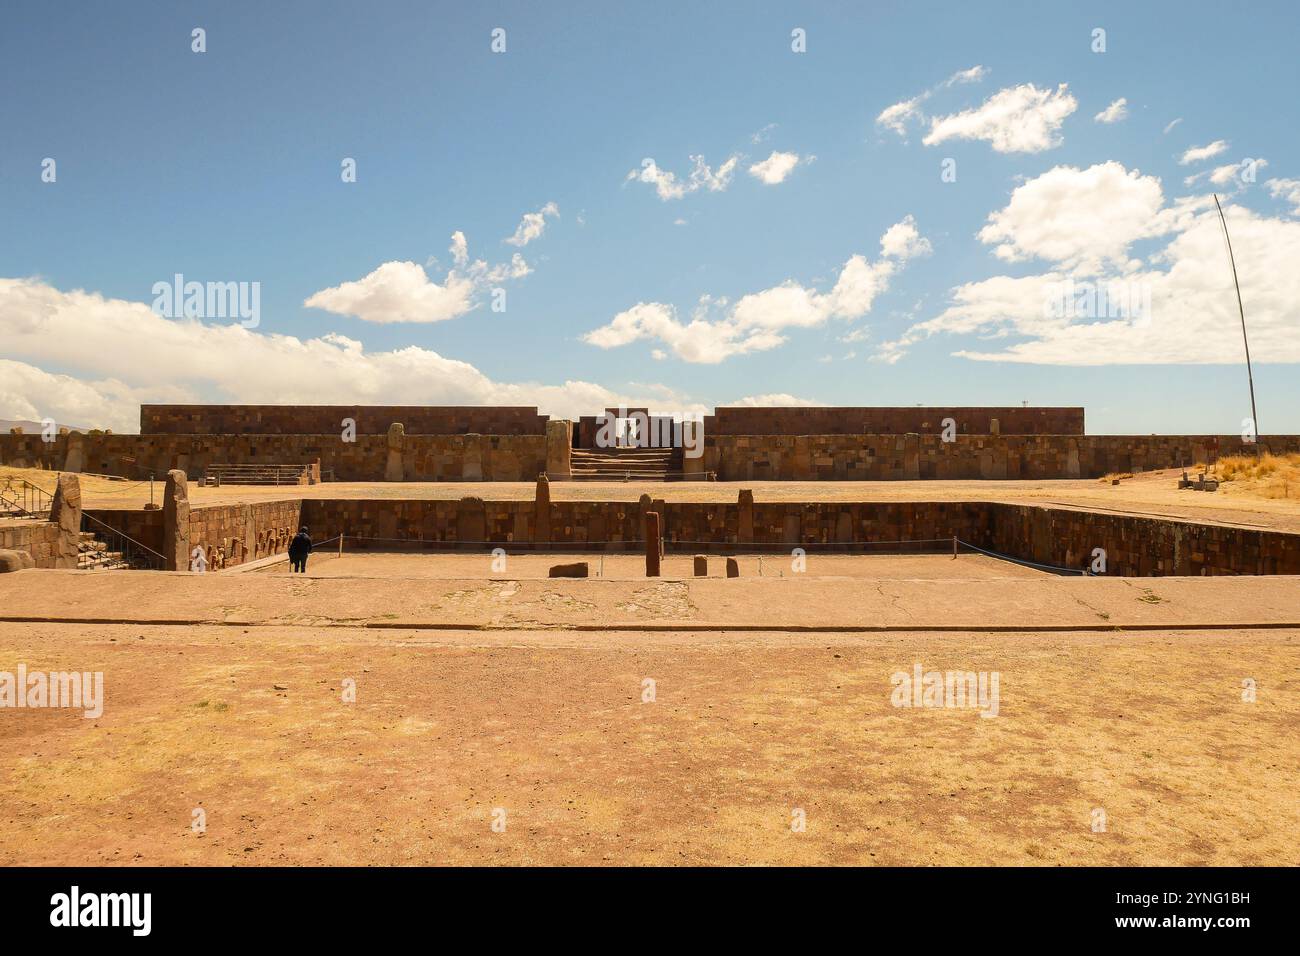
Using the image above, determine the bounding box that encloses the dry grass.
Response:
[1198,452,1300,500]
[1098,472,1134,483]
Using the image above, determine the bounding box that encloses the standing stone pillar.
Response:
[384,422,405,482]
[737,489,754,544]
[462,435,484,481]
[48,473,83,569]
[1066,439,1081,479]
[644,512,661,577]
[533,474,552,546]
[903,433,921,480]
[63,431,86,473]
[457,496,487,550]
[546,419,572,480]
[163,469,190,571]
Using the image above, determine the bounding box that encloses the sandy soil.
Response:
[255,551,1046,580]
[0,621,1295,866]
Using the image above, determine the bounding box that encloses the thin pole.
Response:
[1214,194,1260,456]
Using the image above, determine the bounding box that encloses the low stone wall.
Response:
[0,433,547,482]
[0,520,61,567]
[60,490,1300,576]
[704,434,1300,481]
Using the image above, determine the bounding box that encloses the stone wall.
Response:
[140,405,547,436]
[704,434,1300,481]
[0,520,61,567]
[0,433,546,482]
[87,499,305,571]
[708,406,1084,436]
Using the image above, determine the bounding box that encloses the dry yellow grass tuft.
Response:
[1198,452,1300,499]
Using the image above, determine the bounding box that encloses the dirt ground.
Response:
[0,620,1295,866]
[255,551,1046,580]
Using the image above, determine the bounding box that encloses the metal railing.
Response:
[0,476,53,519]
[80,512,166,570]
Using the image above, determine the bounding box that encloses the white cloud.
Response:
[583,218,927,363]
[874,167,1300,365]
[626,154,739,201]
[1163,118,1183,135]
[304,233,528,324]
[728,393,824,407]
[1179,140,1229,165]
[879,215,933,259]
[876,65,988,137]
[1185,158,1268,188]
[923,83,1078,153]
[1266,178,1300,215]
[750,123,777,144]
[0,277,687,432]
[504,201,559,247]
[1093,98,1128,124]
[747,151,812,185]
[977,161,1174,273]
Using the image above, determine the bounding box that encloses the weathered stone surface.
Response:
[457,496,487,547]
[162,469,190,571]
[63,431,86,473]
[738,489,754,543]
[385,423,405,482]
[644,512,661,577]
[546,420,572,479]
[48,473,83,569]
[693,554,708,576]
[0,549,35,572]
[548,561,589,578]
[533,474,552,544]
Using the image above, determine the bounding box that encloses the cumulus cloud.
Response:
[1266,177,1300,215]
[976,161,1174,272]
[1179,140,1229,165]
[876,64,989,137]
[0,277,689,433]
[504,201,559,247]
[728,393,825,407]
[304,233,529,324]
[873,164,1300,365]
[747,151,812,185]
[1184,158,1268,189]
[923,83,1078,153]
[1093,98,1128,124]
[626,154,739,201]
[583,218,928,363]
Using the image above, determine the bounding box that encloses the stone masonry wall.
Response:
[704,434,1300,481]
[708,406,1084,436]
[0,520,62,568]
[0,434,546,482]
[140,405,548,436]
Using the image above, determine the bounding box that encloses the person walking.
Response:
[288,526,313,573]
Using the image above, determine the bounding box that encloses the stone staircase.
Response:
[77,530,130,570]
[570,446,684,481]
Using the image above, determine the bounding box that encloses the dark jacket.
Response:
[288,532,312,559]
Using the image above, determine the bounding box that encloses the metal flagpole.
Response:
[1213,194,1260,456]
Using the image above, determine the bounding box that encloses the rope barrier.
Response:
[956,539,1089,576]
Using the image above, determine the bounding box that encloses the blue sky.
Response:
[2,0,1298,434]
